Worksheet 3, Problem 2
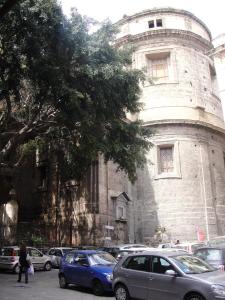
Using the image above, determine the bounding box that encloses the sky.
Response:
[60,0,225,39]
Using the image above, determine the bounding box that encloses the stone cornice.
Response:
[115,29,213,50]
[143,119,225,136]
[116,7,212,40]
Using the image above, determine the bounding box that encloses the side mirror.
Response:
[165,269,177,276]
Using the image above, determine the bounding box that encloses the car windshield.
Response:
[62,249,73,254]
[89,252,117,265]
[172,255,216,274]
[196,249,222,261]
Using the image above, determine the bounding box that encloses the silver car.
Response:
[0,246,52,273]
[113,250,225,300]
[47,247,73,267]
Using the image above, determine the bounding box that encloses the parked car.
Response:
[98,244,148,258]
[113,249,225,300]
[47,247,73,268]
[194,247,225,270]
[208,236,225,248]
[172,241,206,253]
[0,246,52,273]
[59,250,117,295]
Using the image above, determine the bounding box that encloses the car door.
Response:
[148,256,183,300]
[48,248,57,267]
[72,253,92,287]
[29,248,45,269]
[122,255,151,300]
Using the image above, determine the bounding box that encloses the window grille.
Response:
[160,147,174,173]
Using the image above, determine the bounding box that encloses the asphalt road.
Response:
[0,269,114,300]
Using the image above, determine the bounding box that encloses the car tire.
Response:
[44,262,52,271]
[13,264,20,274]
[115,284,130,300]
[59,274,68,289]
[185,293,205,300]
[92,279,104,296]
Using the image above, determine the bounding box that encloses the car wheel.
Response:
[59,274,68,289]
[13,264,20,274]
[185,293,205,300]
[44,262,52,271]
[115,284,130,300]
[92,279,104,296]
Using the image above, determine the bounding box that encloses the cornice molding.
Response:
[115,29,213,50]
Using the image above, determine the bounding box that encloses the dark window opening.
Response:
[148,20,154,28]
[156,19,163,27]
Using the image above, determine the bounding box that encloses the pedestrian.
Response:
[17,243,30,284]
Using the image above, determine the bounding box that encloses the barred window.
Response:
[160,146,174,173]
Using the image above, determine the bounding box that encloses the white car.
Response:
[0,246,52,273]
[47,247,73,267]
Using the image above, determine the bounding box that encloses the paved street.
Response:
[0,269,114,300]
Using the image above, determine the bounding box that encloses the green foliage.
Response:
[0,0,153,183]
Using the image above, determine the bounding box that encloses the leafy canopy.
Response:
[0,0,152,183]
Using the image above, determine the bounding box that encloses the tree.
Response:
[0,0,152,201]
[0,0,21,18]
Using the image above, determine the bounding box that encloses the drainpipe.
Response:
[199,143,210,241]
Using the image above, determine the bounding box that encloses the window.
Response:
[148,20,154,28]
[156,19,163,27]
[125,256,149,272]
[146,52,170,83]
[159,146,174,173]
[148,19,163,28]
[30,249,42,257]
[65,253,74,264]
[151,256,174,274]
[152,59,168,80]
[116,205,126,220]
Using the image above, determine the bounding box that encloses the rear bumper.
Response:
[0,262,16,270]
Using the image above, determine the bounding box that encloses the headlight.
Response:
[211,284,225,296]
[104,273,113,282]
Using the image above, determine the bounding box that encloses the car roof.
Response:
[49,247,73,250]
[194,247,224,251]
[126,249,190,257]
[68,250,104,255]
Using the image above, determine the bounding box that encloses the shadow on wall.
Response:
[136,162,170,246]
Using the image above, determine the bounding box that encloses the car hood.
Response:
[91,264,115,273]
[189,269,225,285]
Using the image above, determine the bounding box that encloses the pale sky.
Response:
[60,0,225,39]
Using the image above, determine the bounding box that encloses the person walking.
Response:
[17,243,30,284]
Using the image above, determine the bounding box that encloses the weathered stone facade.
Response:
[115,8,225,243]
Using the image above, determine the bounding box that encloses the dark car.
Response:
[194,247,225,270]
[58,250,117,295]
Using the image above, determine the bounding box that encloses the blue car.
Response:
[58,250,117,295]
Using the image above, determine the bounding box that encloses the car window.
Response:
[195,249,222,261]
[89,252,116,265]
[62,249,73,255]
[1,248,19,256]
[48,249,55,255]
[124,255,149,272]
[151,256,174,274]
[75,253,89,266]
[65,253,74,264]
[30,248,42,257]
[55,250,62,256]
[172,255,216,274]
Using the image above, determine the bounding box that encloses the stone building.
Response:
[1,7,225,247]
[115,8,225,244]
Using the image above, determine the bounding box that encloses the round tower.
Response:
[116,8,225,243]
